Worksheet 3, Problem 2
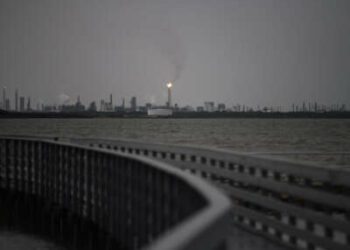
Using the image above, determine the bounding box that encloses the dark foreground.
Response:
[0,190,120,250]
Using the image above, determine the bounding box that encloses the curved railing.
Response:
[73,137,350,250]
[0,136,231,250]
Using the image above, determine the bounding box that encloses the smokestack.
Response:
[15,89,18,111]
[2,87,6,110]
[27,97,31,111]
[167,82,172,108]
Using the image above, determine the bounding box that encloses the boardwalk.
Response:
[1,136,350,250]
[228,225,288,250]
[0,231,64,250]
[0,136,230,250]
[0,226,289,250]
[77,138,350,250]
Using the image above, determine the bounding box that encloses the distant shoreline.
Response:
[1,110,350,119]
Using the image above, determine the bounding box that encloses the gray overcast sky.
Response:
[1,0,349,109]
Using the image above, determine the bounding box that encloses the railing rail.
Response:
[72,137,350,250]
[0,136,231,250]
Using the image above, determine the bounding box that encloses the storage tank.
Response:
[147,108,173,117]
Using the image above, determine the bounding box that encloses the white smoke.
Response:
[57,93,70,105]
[150,95,156,104]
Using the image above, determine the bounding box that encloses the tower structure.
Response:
[167,82,172,108]
[2,87,6,110]
[130,96,137,111]
[20,97,25,111]
[15,89,18,111]
[27,97,31,111]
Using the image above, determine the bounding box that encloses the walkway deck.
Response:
[0,231,63,250]
[228,225,289,250]
[0,225,289,250]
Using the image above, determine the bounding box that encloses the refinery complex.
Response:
[0,83,349,118]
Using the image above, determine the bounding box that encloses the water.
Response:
[0,118,349,166]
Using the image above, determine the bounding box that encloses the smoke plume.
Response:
[120,2,187,83]
[156,22,186,82]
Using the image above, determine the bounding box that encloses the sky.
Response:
[0,0,349,109]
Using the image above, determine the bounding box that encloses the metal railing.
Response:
[73,137,350,250]
[0,136,231,250]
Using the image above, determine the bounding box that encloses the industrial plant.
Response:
[0,85,349,119]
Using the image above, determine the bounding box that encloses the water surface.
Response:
[1,118,349,166]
